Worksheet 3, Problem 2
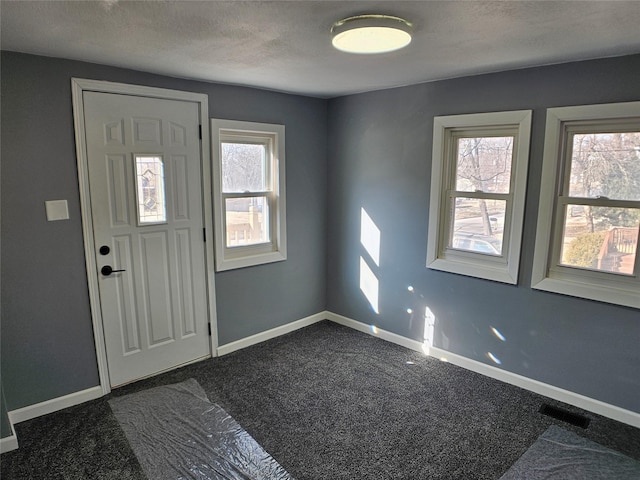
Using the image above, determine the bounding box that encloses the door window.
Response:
[135,155,167,224]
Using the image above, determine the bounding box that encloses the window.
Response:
[135,155,167,224]
[426,110,532,284]
[211,119,286,271]
[532,102,640,308]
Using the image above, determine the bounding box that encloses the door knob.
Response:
[101,265,126,276]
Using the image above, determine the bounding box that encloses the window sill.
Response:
[532,276,640,309]
[216,250,287,272]
[427,257,518,284]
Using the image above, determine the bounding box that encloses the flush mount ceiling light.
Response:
[331,14,413,54]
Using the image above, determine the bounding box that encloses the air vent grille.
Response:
[539,403,590,428]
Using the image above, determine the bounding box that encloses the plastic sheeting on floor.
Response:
[499,424,640,479]
[109,378,295,480]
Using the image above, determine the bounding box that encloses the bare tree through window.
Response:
[447,136,515,256]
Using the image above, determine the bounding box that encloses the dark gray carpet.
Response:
[499,425,640,479]
[2,321,640,479]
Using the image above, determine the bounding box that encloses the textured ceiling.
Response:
[2,1,640,98]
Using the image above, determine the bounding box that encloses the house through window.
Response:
[135,155,166,224]
[211,119,287,271]
[532,102,640,308]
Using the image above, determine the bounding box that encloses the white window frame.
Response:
[531,102,640,309]
[426,110,532,284]
[211,119,286,271]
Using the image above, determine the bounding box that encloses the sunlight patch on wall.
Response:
[359,257,379,314]
[490,326,507,342]
[487,352,502,365]
[359,208,381,314]
[360,208,380,266]
[423,306,436,355]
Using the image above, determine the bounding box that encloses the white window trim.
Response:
[426,110,532,284]
[531,102,640,309]
[211,119,287,271]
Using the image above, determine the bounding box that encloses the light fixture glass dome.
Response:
[331,15,413,54]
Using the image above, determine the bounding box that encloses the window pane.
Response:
[568,132,640,201]
[221,143,266,193]
[560,205,639,275]
[135,155,166,224]
[455,137,514,194]
[449,197,506,255]
[225,196,269,247]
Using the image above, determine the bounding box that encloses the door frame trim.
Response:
[71,78,218,395]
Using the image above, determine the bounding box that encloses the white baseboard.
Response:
[0,427,19,454]
[4,309,637,456]
[217,311,327,356]
[426,346,640,428]
[325,311,425,353]
[2,312,326,452]
[325,312,640,429]
[8,385,103,425]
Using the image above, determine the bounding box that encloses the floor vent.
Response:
[539,403,590,428]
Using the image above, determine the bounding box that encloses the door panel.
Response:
[106,154,130,226]
[112,234,139,354]
[172,155,190,220]
[84,91,209,387]
[139,231,173,345]
[174,228,196,337]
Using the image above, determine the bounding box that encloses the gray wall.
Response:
[2,49,638,428]
[326,55,640,414]
[1,52,327,412]
[1,384,11,439]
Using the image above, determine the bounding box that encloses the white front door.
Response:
[83,91,210,387]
